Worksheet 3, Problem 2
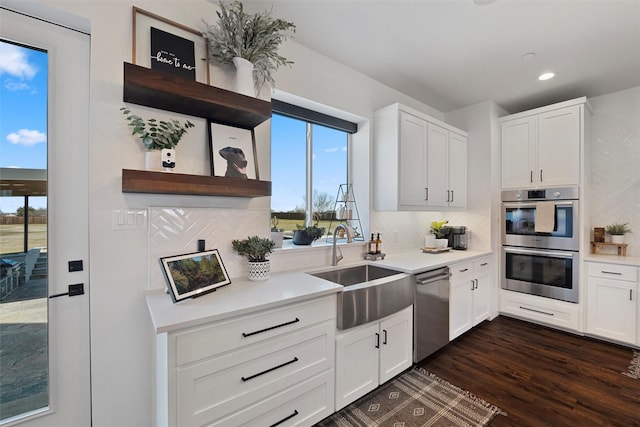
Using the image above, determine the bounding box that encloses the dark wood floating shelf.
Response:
[122,169,271,197]
[123,62,271,129]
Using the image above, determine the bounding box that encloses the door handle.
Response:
[425,188,429,201]
[375,332,380,349]
[530,170,533,183]
[383,329,388,345]
[451,190,454,203]
[470,280,475,291]
[446,190,450,202]
[540,169,543,182]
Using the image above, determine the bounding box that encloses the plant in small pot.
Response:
[231,235,275,281]
[270,215,284,249]
[430,220,449,249]
[292,223,326,246]
[121,107,194,171]
[605,222,632,244]
[202,0,296,97]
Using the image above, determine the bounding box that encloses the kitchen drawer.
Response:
[209,370,334,426]
[176,320,334,426]
[500,290,580,331]
[474,257,491,276]
[450,261,474,281]
[175,295,335,365]
[587,262,638,282]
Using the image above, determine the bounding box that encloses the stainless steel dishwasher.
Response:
[414,267,451,363]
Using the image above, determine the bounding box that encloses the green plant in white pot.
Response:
[605,222,632,244]
[121,107,194,171]
[202,0,296,96]
[231,235,275,281]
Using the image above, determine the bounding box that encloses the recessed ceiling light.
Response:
[538,72,556,81]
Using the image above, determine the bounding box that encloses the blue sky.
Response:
[0,41,48,212]
[271,114,347,212]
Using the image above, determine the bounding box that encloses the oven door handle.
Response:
[503,247,576,259]
[502,201,575,209]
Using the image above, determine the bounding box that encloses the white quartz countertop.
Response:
[145,270,342,334]
[372,249,493,274]
[583,253,640,267]
[145,249,493,334]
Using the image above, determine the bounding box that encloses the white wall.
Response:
[588,86,640,256]
[26,1,453,426]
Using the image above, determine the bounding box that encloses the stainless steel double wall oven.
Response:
[501,187,580,303]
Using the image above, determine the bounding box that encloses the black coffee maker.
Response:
[443,226,468,250]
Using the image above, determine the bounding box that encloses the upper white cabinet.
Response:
[374,103,468,210]
[500,98,588,189]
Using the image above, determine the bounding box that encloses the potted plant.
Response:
[270,215,284,248]
[202,0,296,96]
[605,222,632,244]
[292,223,326,246]
[231,235,275,281]
[121,107,194,171]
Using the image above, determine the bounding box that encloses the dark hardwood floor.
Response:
[418,316,640,427]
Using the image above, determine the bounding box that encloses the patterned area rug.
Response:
[623,350,640,379]
[316,367,506,427]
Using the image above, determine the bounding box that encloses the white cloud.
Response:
[0,43,38,79]
[6,129,47,146]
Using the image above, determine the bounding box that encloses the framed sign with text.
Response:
[132,7,210,84]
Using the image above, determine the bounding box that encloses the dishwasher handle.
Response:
[416,272,451,285]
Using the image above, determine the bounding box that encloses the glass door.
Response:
[0,7,90,426]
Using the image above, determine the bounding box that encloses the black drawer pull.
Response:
[519,306,554,316]
[480,262,488,266]
[242,318,300,337]
[601,270,622,275]
[269,410,299,427]
[459,268,469,273]
[241,357,299,382]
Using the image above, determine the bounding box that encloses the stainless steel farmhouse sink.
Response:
[308,264,415,329]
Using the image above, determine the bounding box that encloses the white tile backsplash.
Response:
[589,86,640,256]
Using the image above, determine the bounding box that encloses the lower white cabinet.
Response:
[334,305,413,410]
[449,257,491,340]
[499,289,581,331]
[155,295,336,427]
[586,261,638,345]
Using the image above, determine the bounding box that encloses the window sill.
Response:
[275,240,367,252]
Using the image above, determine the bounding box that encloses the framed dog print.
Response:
[132,6,210,84]
[160,249,231,303]
[208,121,259,180]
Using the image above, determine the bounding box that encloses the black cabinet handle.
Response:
[269,410,299,427]
[425,187,429,201]
[383,329,388,345]
[242,318,300,337]
[451,190,454,203]
[480,262,488,267]
[375,332,380,349]
[241,357,298,382]
[519,306,554,316]
[601,270,622,276]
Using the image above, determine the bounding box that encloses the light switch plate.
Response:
[112,209,147,230]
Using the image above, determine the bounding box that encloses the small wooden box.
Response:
[593,227,605,243]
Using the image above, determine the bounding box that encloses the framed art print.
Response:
[159,249,230,303]
[132,6,210,84]
[208,121,259,180]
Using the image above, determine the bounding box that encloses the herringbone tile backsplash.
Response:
[589,87,640,256]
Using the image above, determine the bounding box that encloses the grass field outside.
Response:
[0,224,47,255]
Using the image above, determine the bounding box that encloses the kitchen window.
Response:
[271,100,357,242]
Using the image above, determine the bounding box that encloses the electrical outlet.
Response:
[392,230,399,243]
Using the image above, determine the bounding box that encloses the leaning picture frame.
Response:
[159,249,231,303]
[208,121,259,180]
[132,6,211,84]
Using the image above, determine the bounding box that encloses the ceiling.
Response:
[242,0,640,114]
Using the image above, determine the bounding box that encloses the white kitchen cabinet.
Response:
[335,305,413,410]
[586,262,638,345]
[449,257,492,340]
[499,289,581,331]
[373,103,467,210]
[155,295,336,427]
[500,98,586,189]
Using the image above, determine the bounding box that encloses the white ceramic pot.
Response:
[232,57,255,97]
[610,234,625,244]
[247,260,270,281]
[144,150,162,171]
